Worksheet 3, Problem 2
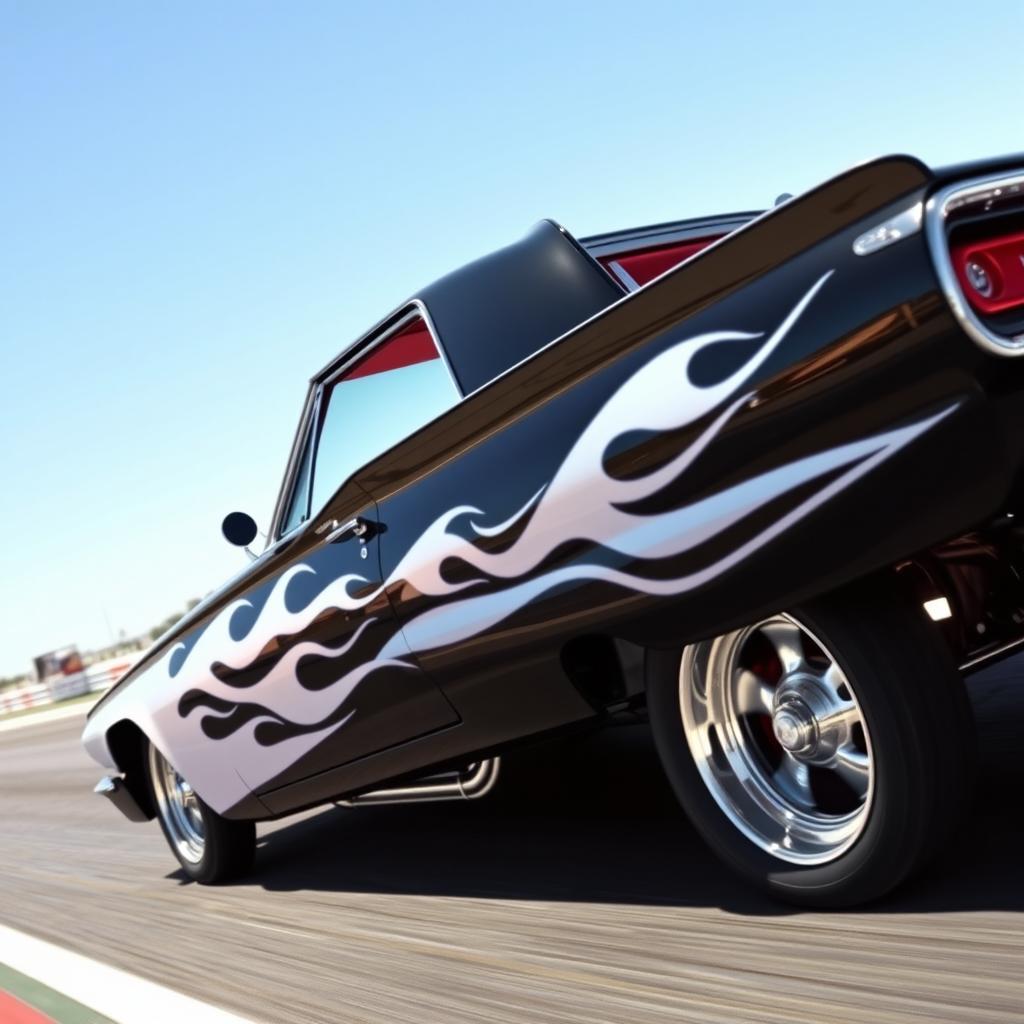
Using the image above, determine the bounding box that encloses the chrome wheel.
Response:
[148,743,205,865]
[679,613,874,865]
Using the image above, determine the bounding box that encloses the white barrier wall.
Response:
[0,656,138,716]
[0,682,51,714]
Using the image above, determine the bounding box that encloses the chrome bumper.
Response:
[94,775,152,823]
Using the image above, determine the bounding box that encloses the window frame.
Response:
[267,302,460,543]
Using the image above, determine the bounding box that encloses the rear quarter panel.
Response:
[355,156,1015,751]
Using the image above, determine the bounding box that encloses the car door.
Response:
[227,313,463,795]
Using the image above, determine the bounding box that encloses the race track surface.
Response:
[1,661,1022,1024]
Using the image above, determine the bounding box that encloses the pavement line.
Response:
[0,925,260,1024]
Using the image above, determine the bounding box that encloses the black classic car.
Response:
[85,154,1024,906]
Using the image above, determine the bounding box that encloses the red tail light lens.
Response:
[951,231,1024,314]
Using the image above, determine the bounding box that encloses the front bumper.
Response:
[94,775,152,823]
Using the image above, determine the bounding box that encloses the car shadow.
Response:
[213,661,1024,915]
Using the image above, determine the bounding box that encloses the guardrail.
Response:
[0,656,138,716]
[85,656,137,694]
[0,682,51,714]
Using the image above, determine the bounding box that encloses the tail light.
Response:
[925,171,1024,355]
[951,230,1024,315]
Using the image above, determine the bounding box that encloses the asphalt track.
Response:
[1,660,1022,1024]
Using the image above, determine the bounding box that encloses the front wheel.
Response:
[145,738,255,884]
[647,577,975,907]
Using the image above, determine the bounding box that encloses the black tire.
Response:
[144,737,255,884]
[647,575,976,907]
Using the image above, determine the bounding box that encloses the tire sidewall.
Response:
[144,737,230,884]
[647,593,942,906]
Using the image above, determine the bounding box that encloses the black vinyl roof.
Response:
[418,219,625,394]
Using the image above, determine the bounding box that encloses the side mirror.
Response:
[221,511,259,549]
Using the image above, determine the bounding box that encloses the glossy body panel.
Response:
[87,153,1024,822]
[83,480,458,813]
[256,156,1003,805]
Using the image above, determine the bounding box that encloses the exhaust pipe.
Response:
[340,758,500,806]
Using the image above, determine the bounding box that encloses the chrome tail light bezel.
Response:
[925,170,1024,357]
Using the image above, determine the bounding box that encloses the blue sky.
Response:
[1,1,1022,676]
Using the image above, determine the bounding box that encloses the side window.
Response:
[308,315,459,514]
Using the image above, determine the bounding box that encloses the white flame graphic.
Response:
[84,272,957,812]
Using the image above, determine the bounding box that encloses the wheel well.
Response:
[560,634,645,709]
[894,522,1024,671]
[106,719,156,819]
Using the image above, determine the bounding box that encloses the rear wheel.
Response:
[647,578,975,907]
[145,739,255,884]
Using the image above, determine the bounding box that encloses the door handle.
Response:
[315,517,370,544]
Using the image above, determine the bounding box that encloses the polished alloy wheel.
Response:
[678,613,874,864]
[148,743,205,865]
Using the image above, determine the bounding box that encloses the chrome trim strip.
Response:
[581,213,757,258]
[321,309,412,388]
[413,298,463,397]
[924,169,1024,356]
[267,386,319,544]
[317,517,368,544]
[608,259,641,292]
[852,202,923,256]
[309,301,461,395]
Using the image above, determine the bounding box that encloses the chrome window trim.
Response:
[321,302,461,396]
[318,306,439,390]
[608,259,642,292]
[417,300,463,396]
[924,169,1024,357]
[267,386,319,545]
[276,388,322,540]
[268,303,461,542]
[308,300,460,393]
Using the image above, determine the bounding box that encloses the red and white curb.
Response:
[0,989,52,1024]
[0,924,259,1024]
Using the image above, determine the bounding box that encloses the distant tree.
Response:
[148,598,203,641]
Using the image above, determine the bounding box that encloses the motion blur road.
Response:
[1,660,1022,1024]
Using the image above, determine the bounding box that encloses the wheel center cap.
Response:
[772,702,816,752]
